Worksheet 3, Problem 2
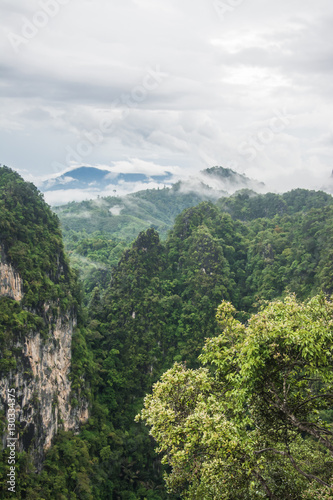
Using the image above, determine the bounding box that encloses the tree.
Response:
[137,294,333,499]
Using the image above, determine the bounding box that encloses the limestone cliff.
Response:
[0,167,89,470]
[0,247,23,301]
[0,247,89,468]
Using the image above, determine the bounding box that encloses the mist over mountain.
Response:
[39,165,265,205]
[39,166,173,197]
[192,166,265,195]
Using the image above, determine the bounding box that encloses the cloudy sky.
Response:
[1,0,333,194]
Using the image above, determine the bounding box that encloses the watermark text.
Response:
[7,388,17,494]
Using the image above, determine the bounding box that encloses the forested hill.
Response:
[52,165,264,279]
[218,188,333,220]
[53,183,221,294]
[56,185,333,302]
[0,166,89,490]
[1,168,333,499]
[0,166,79,312]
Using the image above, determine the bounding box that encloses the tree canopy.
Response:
[138,294,333,499]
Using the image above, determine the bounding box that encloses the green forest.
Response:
[1,166,333,499]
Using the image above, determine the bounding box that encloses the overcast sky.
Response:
[1,0,333,193]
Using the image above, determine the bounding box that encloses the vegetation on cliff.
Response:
[0,166,80,313]
[0,167,92,497]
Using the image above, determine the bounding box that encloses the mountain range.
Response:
[38,165,265,204]
[40,166,173,191]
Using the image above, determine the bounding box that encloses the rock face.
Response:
[0,247,23,301]
[0,249,89,469]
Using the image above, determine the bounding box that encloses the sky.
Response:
[1,0,333,196]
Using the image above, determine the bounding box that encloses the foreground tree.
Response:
[137,294,333,499]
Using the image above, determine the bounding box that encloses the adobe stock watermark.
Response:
[238,109,292,161]
[52,66,167,173]
[7,0,71,53]
[213,0,246,21]
[6,388,17,494]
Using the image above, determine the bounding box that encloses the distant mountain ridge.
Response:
[40,166,173,191]
[39,165,265,204]
[195,166,265,192]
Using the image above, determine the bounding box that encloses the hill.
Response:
[55,184,333,300]
[52,166,264,293]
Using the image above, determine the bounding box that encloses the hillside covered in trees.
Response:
[55,183,333,303]
[1,166,333,499]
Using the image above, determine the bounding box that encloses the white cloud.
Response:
[106,158,181,176]
[43,180,173,206]
[0,0,332,193]
[109,205,124,216]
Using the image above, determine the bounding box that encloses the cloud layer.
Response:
[1,0,333,193]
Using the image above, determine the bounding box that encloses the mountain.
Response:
[38,165,264,204]
[52,166,264,251]
[54,184,333,307]
[199,165,265,191]
[52,166,263,294]
[39,166,173,193]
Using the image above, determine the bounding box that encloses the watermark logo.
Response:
[7,0,71,53]
[6,388,17,494]
[213,0,246,21]
[51,65,167,174]
[194,108,292,180]
[238,109,292,161]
